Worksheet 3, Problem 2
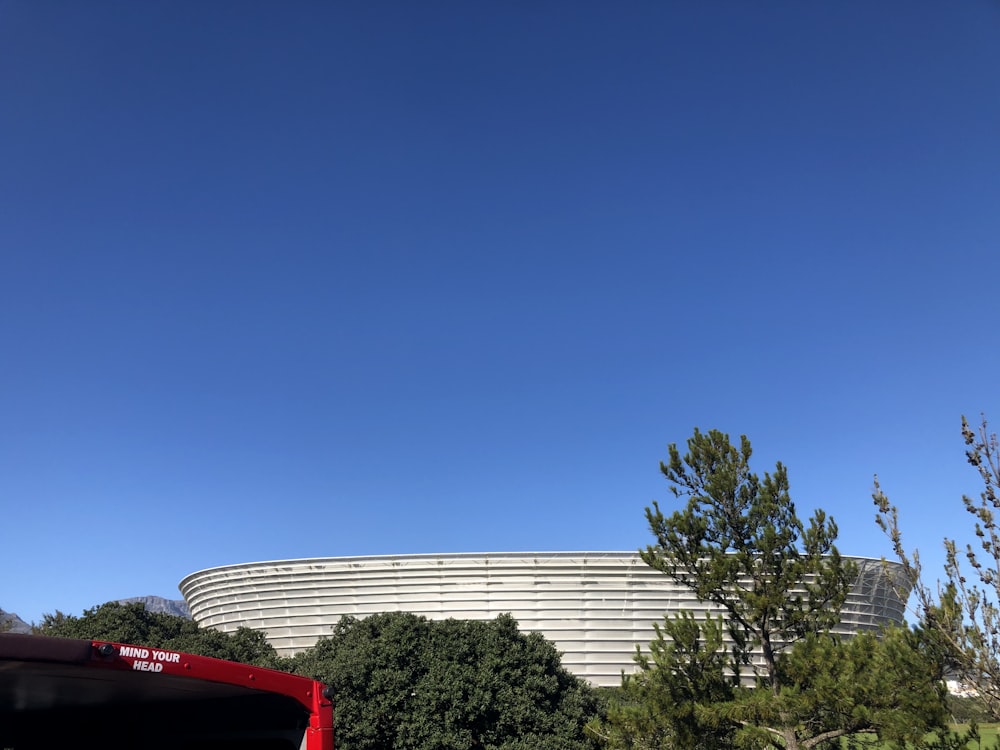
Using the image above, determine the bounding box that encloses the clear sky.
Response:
[2,1,999,627]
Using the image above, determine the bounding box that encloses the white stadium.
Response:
[179,551,909,688]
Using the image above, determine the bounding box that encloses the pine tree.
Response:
[635,428,952,749]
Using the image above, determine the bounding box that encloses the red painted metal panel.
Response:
[0,634,334,750]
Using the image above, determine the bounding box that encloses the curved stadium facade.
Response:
[179,552,909,688]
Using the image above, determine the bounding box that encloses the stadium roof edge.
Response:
[178,551,900,588]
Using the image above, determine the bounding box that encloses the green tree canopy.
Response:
[591,617,957,750]
[586,611,736,750]
[36,601,279,667]
[626,427,957,750]
[642,428,855,688]
[770,626,958,750]
[875,414,1000,718]
[287,611,600,750]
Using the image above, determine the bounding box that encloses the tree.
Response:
[638,428,952,750]
[593,618,961,750]
[286,611,601,750]
[875,414,1000,717]
[586,612,737,750]
[772,625,961,750]
[35,601,279,667]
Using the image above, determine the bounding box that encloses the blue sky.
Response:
[2,1,999,626]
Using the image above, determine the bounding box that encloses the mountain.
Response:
[0,609,32,634]
[117,596,191,618]
[1,597,191,632]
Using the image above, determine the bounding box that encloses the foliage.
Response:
[774,626,960,750]
[947,695,997,725]
[286,611,600,750]
[642,429,855,685]
[35,601,279,667]
[874,415,1000,719]
[586,611,737,749]
[631,428,954,750]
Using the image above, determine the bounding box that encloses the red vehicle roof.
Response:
[0,632,334,750]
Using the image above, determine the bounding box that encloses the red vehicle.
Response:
[0,632,334,750]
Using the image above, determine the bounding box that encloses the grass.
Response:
[837,724,1000,749]
[951,723,999,748]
